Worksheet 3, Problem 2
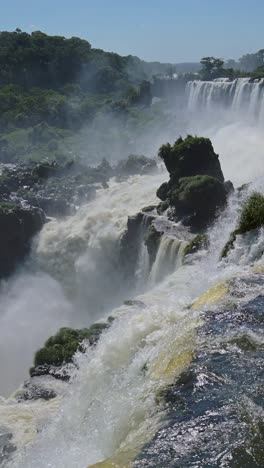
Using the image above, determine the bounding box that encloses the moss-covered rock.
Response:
[221,193,264,258]
[32,324,109,369]
[238,192,264,234]
[158,135,224,182]
[156,136,229,231]
[172,175,227,230]
[183,234,209,257]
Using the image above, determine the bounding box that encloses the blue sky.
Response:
[2,0,264,62]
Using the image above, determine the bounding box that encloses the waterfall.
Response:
[1,124,264,467]
[186,77,264,121]
[4,175,264,468]
[149,236,186,284]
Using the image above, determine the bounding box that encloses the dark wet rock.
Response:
[156,200,169,215]
[116,154,156,177]
[0,426,16,465]
[141,205,156,213]
[29,364,72,381]
[15,381,57,402]
[167,174,227,231]
[119,212,145,282]
[156,181,169,202]
[0,203,45,278]
[224,179,234,195]
[144,223,163,268]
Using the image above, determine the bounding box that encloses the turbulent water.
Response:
[0,84,264,467]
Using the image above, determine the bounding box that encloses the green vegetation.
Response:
[0,29,169,163]
[157,136,228,231]
[183,234,209,257]
[158,135,224,181]
[33,324,109,367]
[238,192,264,233]
[221,192,264,258]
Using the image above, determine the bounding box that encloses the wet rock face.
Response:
[0,203,45,278]
[15,381,57,402]
[144,223,162,268]
[115,154,157,177]
[157,136,231,231]
[119,212,145,283]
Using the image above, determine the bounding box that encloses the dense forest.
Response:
[0,29,263,164]
[0,29,172,163]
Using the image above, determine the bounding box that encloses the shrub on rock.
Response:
[158,135,224,182]
[172,175,227,230]
[33,324,109,368]
[221,192,264,258]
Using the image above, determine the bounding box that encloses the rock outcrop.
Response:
[221,192,264,258]
[156,135,232,231]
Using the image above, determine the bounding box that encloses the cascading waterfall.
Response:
[3,171,263,467]
[0,170,165,397]
[1,79,264,467]
[186,77,264,121]
[149,236,186,284]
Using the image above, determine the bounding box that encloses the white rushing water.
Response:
[1,82,264,467]
[0,170,165,396]
[5,169,264,467]
[186,77,264,121]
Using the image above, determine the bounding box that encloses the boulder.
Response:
[158,135,224,181]
[157,136,229,231]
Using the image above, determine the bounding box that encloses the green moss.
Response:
[158,135,224,182]
[175,175,224,203]
[34,324,109,368]
[183,234,209,257]
[221,230,238,258]
[238,192,264,234]
[221,193,264,259]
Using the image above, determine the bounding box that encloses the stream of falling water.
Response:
[5,172,263,467]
